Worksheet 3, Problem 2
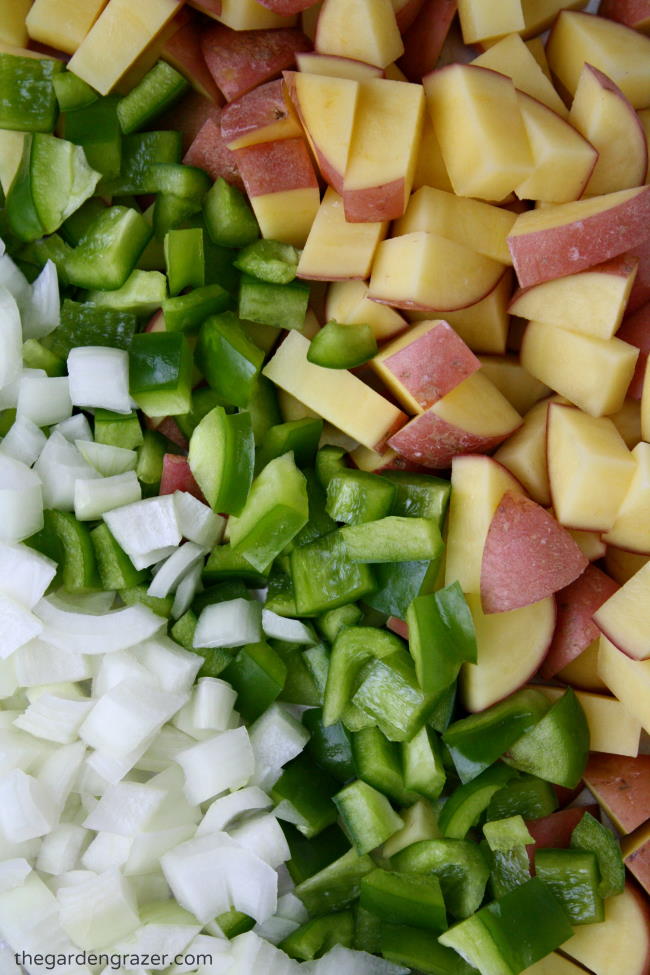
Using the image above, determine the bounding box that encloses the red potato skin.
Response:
[220,79,293,148]
[599,0,650,31]
[625,836,650,896]
[584,753,650,834]
[343,178,410,223]
[160,453,204,500]
[162,14,224,103]
[234,136,318,196]
[158,90,223,152]
[398,0,458,82]
[387,616,410,640]
[508,253,640,315]
[480,491,589,614]
[507,186,650,289]
[388,409,515,469]
[188,0,222,14]
[582,64,649,189]
[283,70,346,194]
[183,114,244,189]
[382,320,481,409]
[540,564,620,679]
[616,301,650,400]
[201,24,310,102]
[372,265,511,315]
[256,0,320,12]
[626,235,650,315]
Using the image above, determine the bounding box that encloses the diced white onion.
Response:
[0,593,43,660]
[176,727,255,805]
[174,491,225,549]
[0,285,22,390]
[310,946,409,975]
[135,725,195,775]
[114,921,202,971]
[36,597,165,655]
[36,741,86,819]
[81,831,133,873]
[0,857,31,893]
[74,469,142,521]
[104,494,182,558]
[131,544,179,570]
[79,678,187,758]
[36,823,87,876]
[67,346,131,414]
[148,542,205,599]
[0,542,56,608]
[192,677,237,731]
[76,438,137,476]
[83,781,167,836]
[172,559,202,620]
[0,769,57,842]
[13,639,92,687]
[262,609,316,645]
[123,823,196,878]
[196,786,273,837]
[135,635,202,695]
[249,705,310,791]
[21,260,60,339]
[57,867,140,950]
[16,374,72,427]
[193,598,262,650]
[13,693,93,744]
[229,812,291,869]
[167,933,232,975]
[0,454,43,542]
[0,415,47,466]
[228,931,300,975]
[34,431,100,511]
[53,412,93,443]
[0,253,31,313]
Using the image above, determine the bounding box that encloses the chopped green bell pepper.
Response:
[570,810,625,899]
[188,406,254,515]
[281,912,354,961]
[203,176,259,249]
[290,531,376,616]
[504,688,590,789]
[333,779,403,855]
[234,238,299,284]
[0,52,62,132]
[239,273,310,330]
[326,469,395,525]
[308,322,377,369]
[393,837,490,920]
[195,311,264,408]
[535,848,603,924]
[361,869,447,932]
[129,331,192,417]
[340,516,444,563]
[295,846,375,915]
[117,60,189,135]
[407,581,477,699]
[438,763,517,839]
[222,641,287,721]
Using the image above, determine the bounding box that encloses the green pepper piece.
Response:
[27,509,100,593]
[270,753,339,839]
[136,430,166,493]
[428,681,457,735]
[295,845,375,915]
[570,810,625,898]
[192,580,248,615]
[90,523,146,591]
[291,531,376,617]
[316,604,363,645]
[202,543,267,586]
[340,516,443,563]
[354,904,382,954]
[323,626,404,727]
[176,387,232,440]
[239,273,310,330]
[271,639,320,707]
[292,469,337,548]
[443,688,550,784]
[53,71,98,113]
[87,269,167,317]
[62,95,122,179]
[64,206,153,291]
[365,559,440,620]
[407,581,477,699]
[534,848,603,925]
[164,226,205,297]
[215,909,254,939]
[308,321,377,369]
[241,374,282,446]
[281,912,354,961]
[163,284,232,333]
[222,641,287,721]
[439,878,574,975]
[117,60,189,135]
[361,869,446,933]
[351,649,441,742]
[256,418,323,473]
[189,407,254,515]
[46,300,137,358]
[381,924,477,975]
[383,470,451,524]
[504,688,590,789]
[60,198,106,246]
[195,312,265,409]
[234,238,299,284]
[438,763,518,840]
[402,726,447,801]
[203,176,259,249]
[21,339,65,377]
[392,838,490,920]
[0,53,62,132]
[325,470,395,525]
[482,816,534,899]
[129,332,192,418]
[149,162,211,202]
[7,132,100,242]
[333,780,403,855]
[487,774,558,822]
[120,584,173,618]
[284,822,351,887]
[315,444,347,489]
[102,130,182,195]
[352,726,420,807]
[303,707,355,784]
[228,452,308,572]
[94,409,143,450]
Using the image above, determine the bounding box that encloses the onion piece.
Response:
[0,253,30,312]
[36,824,87,876]
[79,678,187,758]
[193,598,263,649]
[229,812,291,869]
[76,439,137,476]
[53,413,93,443]
[67,346,132,414]
[0,593,43,659]
[34,431,100,512]
[80,832,132,873]
[135,635,202,694]
[175,727,255,805]
[262,609,316,645]
[192,677,237,731]
[173,490,225,549]
[0,858,31,894]
[104,494,182,557]
[147,542,205,599]
[0,542,56,608]
[36,597,165,654]
[249,704,311,791]
[0,415,47,466]
[16,374,72,427]
[171,560,202,620]
[196,786,273,837]
[0,285,22,390]
[83,781,167,836]
[57,867,140,950]
[21,260,60,339]
[0,769,57,842]
[13,693,93,744]
[74,470,142,521]
[0,454,43,542]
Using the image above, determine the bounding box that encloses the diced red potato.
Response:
[387,616,409,640]
[540,564,620,680]
[256,0,321,12]
[159,453,205,500]
[598,0,650,32]
[623,822,650,896]
[144,310,166,333]
[398,0,459,81]
[188,0,223,15]
[393,0,427,32]
[162,13,224,103]
[183,114,244,189]
[145,417,190,452]
[525,806,598,871]
[200,23,311,102]
[388,409,513,470]
[234,136,318,197]
[157,89,224,153]
[626,234,650,315]
[583,753,650,835]
[616,302,650,400]
[480,491,589,614]
[220,79,300,150]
